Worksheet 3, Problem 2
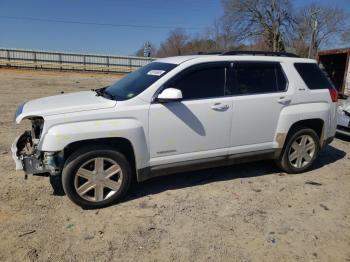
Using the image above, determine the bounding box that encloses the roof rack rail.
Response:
[197,51,222,55]
[222,50,299,58]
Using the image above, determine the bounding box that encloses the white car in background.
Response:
[337,96,350,136]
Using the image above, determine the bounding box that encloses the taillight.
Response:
[328,88,338,103]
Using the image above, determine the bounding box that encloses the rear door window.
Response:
[231,62,287,95]
[294,63,334,90]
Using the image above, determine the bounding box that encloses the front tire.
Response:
[277,128,320,174]
[62,146,132,209]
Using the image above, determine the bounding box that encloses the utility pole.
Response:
[308,9,320,58]
[143,41,151,57]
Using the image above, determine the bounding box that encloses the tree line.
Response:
[135,0,349,58]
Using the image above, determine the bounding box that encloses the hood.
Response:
[16,91,116,123]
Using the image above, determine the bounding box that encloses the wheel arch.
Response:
[39,118,150,170]
[63,137,137,175]
[275,102,331,149]
[288,119,324,139]
[279,118,325,150]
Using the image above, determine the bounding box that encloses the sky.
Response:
[0,0,349,56]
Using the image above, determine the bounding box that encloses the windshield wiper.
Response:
[93,87,115,100]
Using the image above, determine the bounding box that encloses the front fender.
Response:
[39,119,149,169]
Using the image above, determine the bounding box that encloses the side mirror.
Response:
[157,88,183,102]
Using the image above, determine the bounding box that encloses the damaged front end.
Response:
[11,117,62,179]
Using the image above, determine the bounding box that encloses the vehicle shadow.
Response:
[124,144,346,203]
[163,102,206,136]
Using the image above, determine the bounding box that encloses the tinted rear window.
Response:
[231,62,287,95]
[294,63,333,90]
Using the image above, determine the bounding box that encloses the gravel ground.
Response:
[0,68,349,262]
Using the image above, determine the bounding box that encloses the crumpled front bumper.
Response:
[11,132,57,176]
[11,135,23,170]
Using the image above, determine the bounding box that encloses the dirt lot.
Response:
[0,68,349,262]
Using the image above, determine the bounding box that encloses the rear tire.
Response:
[62,145,132,209]
[277,127,320,174]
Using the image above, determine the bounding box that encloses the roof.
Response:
[155,55,204,65]
[155,54,315,65]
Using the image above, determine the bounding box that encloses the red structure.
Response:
[318,48,350,95]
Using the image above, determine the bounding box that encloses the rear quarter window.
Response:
[294,63,334,90]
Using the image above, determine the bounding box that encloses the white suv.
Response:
[12,51,338,208]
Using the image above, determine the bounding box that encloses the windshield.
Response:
[105,62,177,100]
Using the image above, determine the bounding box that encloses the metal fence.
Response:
[0,48,155,73]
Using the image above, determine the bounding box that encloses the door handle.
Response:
[211,103,229,111]
[277,97,291,104]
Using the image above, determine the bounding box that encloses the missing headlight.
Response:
[31,117,44,139]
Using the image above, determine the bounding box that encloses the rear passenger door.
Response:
[229,62,289,153]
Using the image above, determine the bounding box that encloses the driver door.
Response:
[148,62,233,166]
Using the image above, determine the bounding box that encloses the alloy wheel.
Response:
[288,134,316,169]
[74,157,123,202]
